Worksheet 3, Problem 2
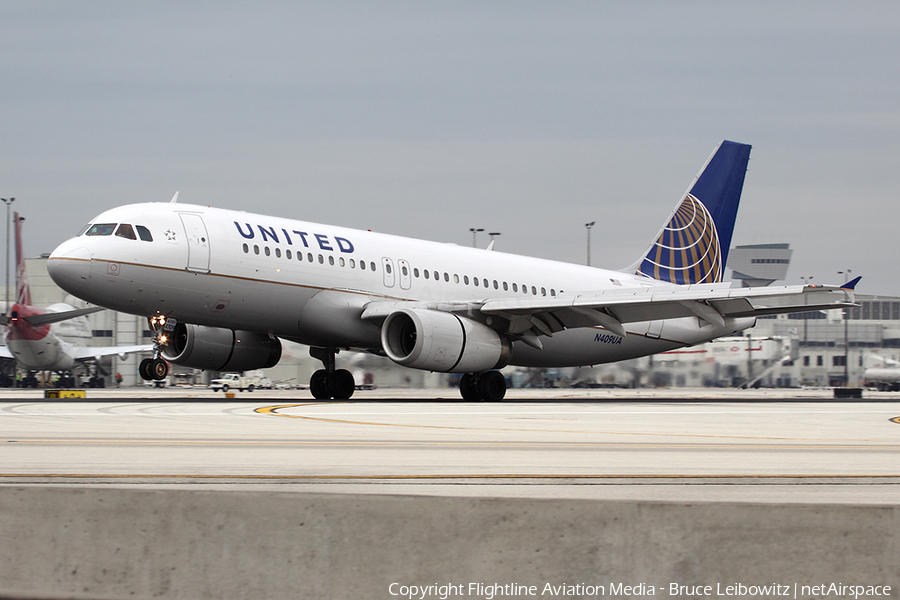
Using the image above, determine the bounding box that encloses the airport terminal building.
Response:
[13,251,900,389]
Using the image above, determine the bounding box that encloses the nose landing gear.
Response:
[139,315,173,382]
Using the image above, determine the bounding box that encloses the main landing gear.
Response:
[139,315,172,383]
[459,371,507,402]
[308,347,355,400]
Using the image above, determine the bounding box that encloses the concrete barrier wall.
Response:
[0,487,898,600]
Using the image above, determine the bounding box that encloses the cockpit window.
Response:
[85,223,117,236]
[136,225,153,242]
[115,224,137,240]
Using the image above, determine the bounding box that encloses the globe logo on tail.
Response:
[637,194,722,284]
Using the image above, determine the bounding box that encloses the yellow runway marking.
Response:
[256,404,899,444]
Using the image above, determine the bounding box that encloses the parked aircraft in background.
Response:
[47,141,858,399]
[0,212,152,387]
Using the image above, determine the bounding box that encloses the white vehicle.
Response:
[209,372,262,392]
[48,141,859,401]
[863,368,900,391]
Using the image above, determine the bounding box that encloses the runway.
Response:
[2,387,899,504]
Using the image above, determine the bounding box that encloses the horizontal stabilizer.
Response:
[16,306,104,326]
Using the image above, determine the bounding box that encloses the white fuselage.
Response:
[48,203,753,368]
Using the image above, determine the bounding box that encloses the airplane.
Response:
[0,212,152,387]
[46,141,859,400]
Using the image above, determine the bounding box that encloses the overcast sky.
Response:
[2,2,898,294]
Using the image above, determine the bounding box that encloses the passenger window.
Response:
[493,280,498,289]
[86,223,117,236]
[424,270,429,279]
[444,273,449,282]
[473,277,479,287]
[286,250,292,259]
[531,286,537,295]
[254,245,260,255]
[307,253,313,262]
[350,259,356,268]
[453,274,459,284]
[265,247,271,256]
[370,262,375,271]
[340,257,345,267]
[329,256,334,266]
[361,261,367,271]
[541,287,546,296]
[464,275,469,285]
[385,263,392,274]
[413,268,419,278]
[243,244,249,253]
[503,282,508,291]
[483,278,488,288]
[318,254,324,264]
[136,225,153,242]
[275,248,281,258]
[512,283,518,292]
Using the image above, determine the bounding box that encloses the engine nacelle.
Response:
[161,323,282,372]
[381,309,510,373]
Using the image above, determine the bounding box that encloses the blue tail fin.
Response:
[635,140,751,285]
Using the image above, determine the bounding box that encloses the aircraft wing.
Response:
[479,282,858,338]
[362,280,858,341]
[73,344,154,361]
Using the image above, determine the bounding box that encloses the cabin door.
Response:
[179,213,210,273]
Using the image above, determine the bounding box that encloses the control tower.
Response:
[727,243,792,287]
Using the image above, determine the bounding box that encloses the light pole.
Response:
[585,221,595,266]
[469,227,484,248]
[800,276,814,344]
[1,198,14,314]
[838,269,852,386]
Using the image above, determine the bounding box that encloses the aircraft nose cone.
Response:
[48,239,92,294]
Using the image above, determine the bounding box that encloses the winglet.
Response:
[840,276,862,290]
[170,191,180,204]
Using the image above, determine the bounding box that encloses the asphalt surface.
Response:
[2,387,899,504]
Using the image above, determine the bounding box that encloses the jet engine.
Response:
[381,309,510,373]
[161,323,282,372]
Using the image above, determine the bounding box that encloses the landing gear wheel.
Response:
[151,358,168,380]
[139,358,154,381]
[309,369,331,400]
[331,369,355,400]
[459,373,481,401]
[477,370,507,402]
